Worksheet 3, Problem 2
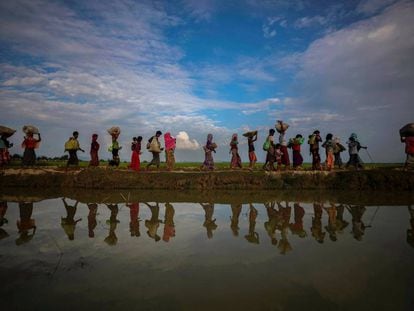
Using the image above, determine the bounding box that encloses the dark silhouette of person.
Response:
[289,202,307,238]
[0,201,9,240]
[324,203,338,242]
[407,205,414,248]
[335,204,349,234]
[105,204,119,245]
[347,205,366,241]
[311,202,326,243]
[163,203,175,242]
[16,202,37,245]
[127,202,140,237]
[264,201,279,245]
[87,203,98,238]
[200,203,217,239]
[230,203,242,237]
[245,203,259,244]
[61,198,81,241]
[277,201,292,254]
[144,202,161,242]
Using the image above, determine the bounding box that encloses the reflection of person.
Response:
[245,204,259,244]
[144,203,161,241]
[311,202,326,243]
[335,204,349,233]
[407,205,414,248]
[61,198,81,241]
[230,203,242,237]
[346,205,366,241]
[200,203,217,239]
[87,203,98,238]
[16,202,37,245]
[0,201,9,240]
[289,203,307,238]
[163,203,175,242]
[105,204,120,245]
[264,201,279,245]
[324,203,338,241]
[127,202,140,237]
[277,201,292,254]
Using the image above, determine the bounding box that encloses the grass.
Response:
[5,159,403,170]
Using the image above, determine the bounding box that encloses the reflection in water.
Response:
[0,201,9,240]
[1,198,413,251]
[347,205,366,241]
[200,203,217,239]
[17,202,36,245]
[408,205,414,248]
[144,203,161,242]
[230,203,242,237]
[278,202,292,255]
[163,203,175,242]
[311,202,325,243]
[324,203,338,242]
[289,202,306,238]
[87,203,98,238]
[245,204,259,244]
[105,204,119,246]
[61,198,81,241]
[127,202,140,237]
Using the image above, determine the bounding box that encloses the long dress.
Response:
[22,137,39,166]
[130,143,140,171]
[89,141,100,166]
[230,143,242,168]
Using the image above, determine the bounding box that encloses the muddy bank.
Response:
[1,167,413,192]
[1,188,413,206]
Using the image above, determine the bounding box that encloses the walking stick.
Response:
[364,148,375,168]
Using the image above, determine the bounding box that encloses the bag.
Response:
[308,134,315,145]
[149,137,161,153]
[65,138,76,150]
[146,136,153,149]
[263,138,270,151]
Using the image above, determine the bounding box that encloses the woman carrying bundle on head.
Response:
[277,120,290,170]
[21,126,41,167]
[229,133,242,169]
[108,127,121,167]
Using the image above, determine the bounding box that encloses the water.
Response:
[0,194,413,310]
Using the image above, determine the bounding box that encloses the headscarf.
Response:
[230,133,238,147]
[350,133,358,142]
[164,132,176,150]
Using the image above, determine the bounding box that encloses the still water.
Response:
[0,194,413,310]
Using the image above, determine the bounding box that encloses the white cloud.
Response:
[176,131,200,150]
[356,0,398,15]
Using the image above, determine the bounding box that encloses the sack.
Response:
[308,134,316,145]
[263,138,270,151]
[64,138,76,150]
[149,137,161,153]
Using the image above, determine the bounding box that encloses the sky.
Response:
[0,0,413,163]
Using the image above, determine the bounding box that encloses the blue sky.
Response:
[0,0,413,163]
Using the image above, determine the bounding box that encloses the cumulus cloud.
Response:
[176,131,200,150]
[279,0,414,162]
